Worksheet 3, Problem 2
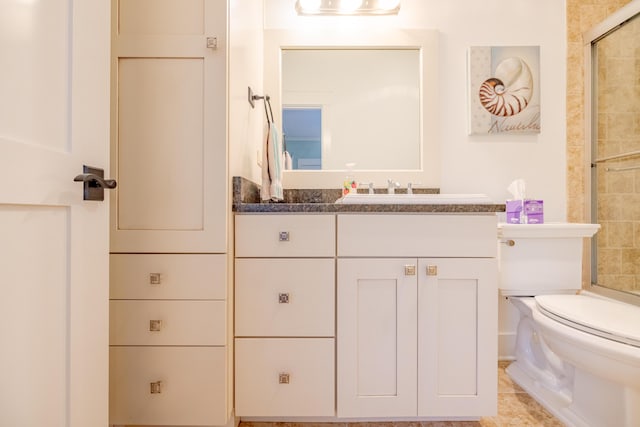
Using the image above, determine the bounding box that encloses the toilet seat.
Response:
[535,294,640,348]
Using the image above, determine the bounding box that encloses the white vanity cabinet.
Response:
[337,214,498,418]
[234,214,336,417]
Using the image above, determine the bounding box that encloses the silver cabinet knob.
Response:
[149,320,162,331]
[206,36,218,49]
[426,265,438,276]
[278,373,290,384]
[149,273,161,285]
[279,231,290,241]
[150,381,162,394]
[404,265,416,276]
[278,293,290,304]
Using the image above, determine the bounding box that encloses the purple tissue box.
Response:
[524,199,544,224]
[506,200,523,224]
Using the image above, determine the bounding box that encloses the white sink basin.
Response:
[336,193,494,205]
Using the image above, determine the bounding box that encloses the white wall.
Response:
[229,0,265,185]
[263,0,567,222]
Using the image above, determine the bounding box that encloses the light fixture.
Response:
[296,0,401,16]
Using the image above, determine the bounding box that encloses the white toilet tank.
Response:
[498,223,600,296]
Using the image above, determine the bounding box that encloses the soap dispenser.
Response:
[343,162,358,196]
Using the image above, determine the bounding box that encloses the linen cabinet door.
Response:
[110,0,227,253]
[337,258,418,417]
[417,258,497,417]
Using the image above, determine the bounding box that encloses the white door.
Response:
[337,258,418,417]
[0,1,110,426]
[417,258,497,417]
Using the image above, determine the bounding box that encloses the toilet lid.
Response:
[535,294,640,348]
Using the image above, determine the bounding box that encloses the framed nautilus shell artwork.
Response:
[468,46,540,135]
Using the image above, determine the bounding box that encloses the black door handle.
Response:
[73,173,117,189]
[73,165,117,201]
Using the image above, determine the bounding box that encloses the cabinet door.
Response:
[417,258,497,417]
[337,258,417,417]
[110,0,227,253]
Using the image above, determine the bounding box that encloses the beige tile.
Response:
[495,393,564,427]
[498,361,524,394]
[419,421,495,427]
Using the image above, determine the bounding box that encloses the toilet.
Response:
[498,222,640,427]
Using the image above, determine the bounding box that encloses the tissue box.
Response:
[524,199,544,224]
[506,200,524,224]
[506,199,544,224]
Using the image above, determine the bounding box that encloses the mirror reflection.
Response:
[591,11,640,296]
[281,49,420,171]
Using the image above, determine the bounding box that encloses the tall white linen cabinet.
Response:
[108,1,230,426]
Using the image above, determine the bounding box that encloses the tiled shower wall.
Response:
[565,0,632,287]
[594,14,640,291]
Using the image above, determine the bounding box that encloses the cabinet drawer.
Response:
[109,346,227,426]
[110,253,226,300]
[338,214,497,257]
[110,300,225,346]
[235,259,335,337]
[235,214,335,257]
[235,338,334,417]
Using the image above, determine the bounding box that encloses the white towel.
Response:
[261,121,284,201]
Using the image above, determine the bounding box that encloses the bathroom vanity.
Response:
[233,177,504,421]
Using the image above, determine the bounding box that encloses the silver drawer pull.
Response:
[404,265,416,276]
[278,373,290,384]
[149,319,162,332]
[150,381,162,394]
[278,231,290,242]
[426,265,438,276]
[278,293,290,304]
[149,273,161,285]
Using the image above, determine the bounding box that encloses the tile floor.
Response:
[240,361,564,427]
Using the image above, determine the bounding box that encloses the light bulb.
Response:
[377,0,400,10]
[339,0,363,12]
[298,0,322,12]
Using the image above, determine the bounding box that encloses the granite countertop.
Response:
[232,177,506,214]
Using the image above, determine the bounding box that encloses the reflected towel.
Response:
[261,121,283,201]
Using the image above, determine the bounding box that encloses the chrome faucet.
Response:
[387,179,400,194]
[359,182,375,194]
[407,182,421,194]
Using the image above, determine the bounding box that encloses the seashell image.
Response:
[478,57,533,117]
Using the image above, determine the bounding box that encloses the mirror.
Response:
[587,2,640,297]
[281,48,420,170]
[264,29,440,188]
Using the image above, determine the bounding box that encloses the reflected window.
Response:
[282,107,322,170]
